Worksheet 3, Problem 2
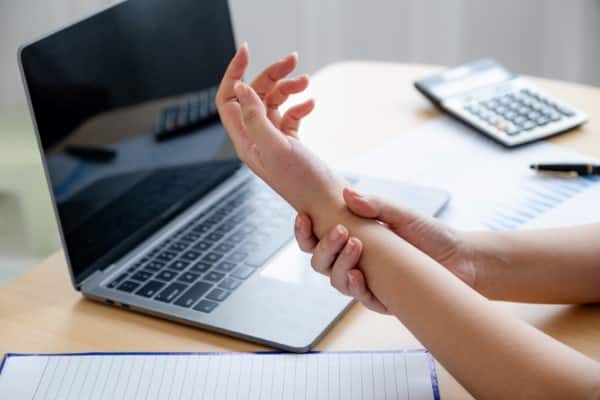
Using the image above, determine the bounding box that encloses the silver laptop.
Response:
[18,0,449,352]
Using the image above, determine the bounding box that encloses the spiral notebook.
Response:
[0,350,439,400]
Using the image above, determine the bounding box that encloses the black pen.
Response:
[530,163,600,177]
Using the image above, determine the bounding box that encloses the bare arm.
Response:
[216,45,600,400]
[469,224,600,303]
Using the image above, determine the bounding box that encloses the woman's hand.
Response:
[216,44,345,222]
[295,187,479,313]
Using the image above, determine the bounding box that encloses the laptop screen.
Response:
[20,0,240,284]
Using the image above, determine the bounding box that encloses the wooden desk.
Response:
[2,62,600,399]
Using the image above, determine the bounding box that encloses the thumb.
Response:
[234,81,280,147]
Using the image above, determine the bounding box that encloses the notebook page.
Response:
[0,351,438,400]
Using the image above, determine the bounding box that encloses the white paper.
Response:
[344,116,600,230]
[0,351,437,400]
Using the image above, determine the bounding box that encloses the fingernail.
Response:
[344,238,356,254]
[240,41,248,50]
[330,225,346,241]
[347,273,356,289]
[345,187,363,200]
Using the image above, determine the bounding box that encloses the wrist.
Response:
[464,231,508,299]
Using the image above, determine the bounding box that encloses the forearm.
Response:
[309,203,600,400]
[467,224,600,303]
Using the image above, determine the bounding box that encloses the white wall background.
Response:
[1,0,599,112]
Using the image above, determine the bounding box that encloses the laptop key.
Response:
[145,261,165,272]
[202,252,223,263]
[136,280,165,298]
[167,260,189,271]
[232,265,255,280]
[181,232,201,243]
[215,242,235,253]
[193,299,218,313]
[193,240,213,251]
[156,270,177,281]
[190,261,212,274]
[168,242,189,252]
[108,273,128,288]
[178,272,200,284]
[181,250,202,262]
[204,271,225,283]
[131,270,153,282]
[206,232,224,242]
[191,223,211,234]
[215,261,236,273]
[174,281,213,308]
[117,280,140,293]
[227,251,248,263]
[206,288,231,302]
[155,282,188,303]
[156,251,177,263]
[219,277,242,291]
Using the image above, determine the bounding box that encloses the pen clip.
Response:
[536,170,579,178]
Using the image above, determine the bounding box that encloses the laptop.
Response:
[18,0,449,352]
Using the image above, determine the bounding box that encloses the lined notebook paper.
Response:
[0,350,439,400]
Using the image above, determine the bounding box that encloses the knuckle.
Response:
[243,108,260,123]
[310,256,321,272]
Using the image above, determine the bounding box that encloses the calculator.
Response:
[414,59,588,147]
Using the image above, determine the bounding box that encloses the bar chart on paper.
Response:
[345,116,600,231]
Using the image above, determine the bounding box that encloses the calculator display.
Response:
[416,59,514,102]
[430,67,512,99]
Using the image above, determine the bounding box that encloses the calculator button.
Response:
[536,117,549,126]
[522,121,536,130]
[548,112,562,122]
[556,106,575,117]
[514,116,527,126]
[507,102,520,111]
[506,126,521,136]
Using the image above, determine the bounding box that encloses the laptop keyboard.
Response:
[105,178,295,313]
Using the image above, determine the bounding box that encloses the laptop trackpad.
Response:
[259,243,330,289]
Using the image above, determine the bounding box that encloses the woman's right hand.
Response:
[295,187,479,314]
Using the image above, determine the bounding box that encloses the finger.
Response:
[264,74,309,110]
[330,237,362,295]
[295,213,318,253]
[216,43,249,105]
[310,225,348,275]
[250,52,298,98]
[328,237,363,295]
[280,99,315,137]
[348,270,389,314]
[216,44,250,150]
[343,187,421,228]
[234,81,287,149]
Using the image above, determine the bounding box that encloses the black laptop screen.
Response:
[20,0,240,284]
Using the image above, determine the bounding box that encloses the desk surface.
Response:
[2,62,600,399]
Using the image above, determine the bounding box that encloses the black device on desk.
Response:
[415,59,588,147]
